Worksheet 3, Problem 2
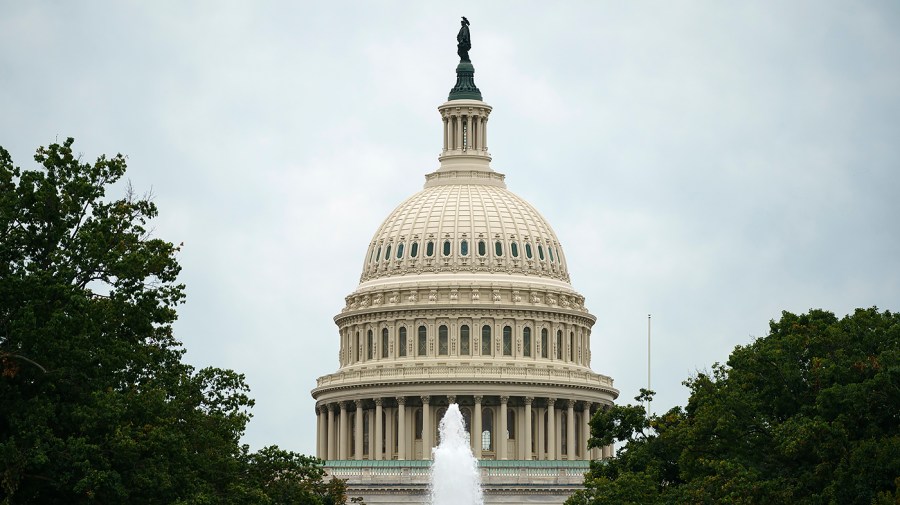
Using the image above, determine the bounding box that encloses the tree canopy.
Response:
[0,138,349,504]
[569,308,900,505]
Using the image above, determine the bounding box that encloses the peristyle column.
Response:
[374,398,384,460]
[354,399,364,460]
[422,395,431,460]
[396,396,407,459]
[327,404,336,460]
[546,398,556,460]
[582,402,592,461]
[567,400,576,460]
[473,395,483,459]
[339,401,348,460]
[499,396,508,460]
[524,397,533,460]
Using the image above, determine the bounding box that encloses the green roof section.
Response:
[448,61,483,101]
[325,459,592,469]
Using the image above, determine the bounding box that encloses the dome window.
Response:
[438,325,449,355]
[549,246,555,263]
[460,325,470,355]
[396,242,404,259]
[511,242,519,258]
[495,241,503,257]
[384,245,392,260]
[376,246,382,262]
[460,239,469,256]
[426,241,435,257]
[538,245,545,261]
[481,325,491,356]
[410,242,419,258]
[442,240,451,257]
[478,240,486,256]
[398,327,407,357]
[525,243,533,259]
[502,326,512,356]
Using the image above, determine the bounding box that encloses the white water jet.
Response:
[429,403,484,505]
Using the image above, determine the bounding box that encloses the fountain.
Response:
[429,403,484,505]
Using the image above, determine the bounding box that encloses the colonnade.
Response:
[441,107,489,153]
[315,395,614,461]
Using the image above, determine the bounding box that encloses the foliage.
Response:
[0,139,348,504]
[569,308,900,505]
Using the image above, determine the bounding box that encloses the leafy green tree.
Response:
[0,138,348,504]
[569,308,900,505]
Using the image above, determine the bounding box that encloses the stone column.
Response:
[455,113,463,151]
[339,401,348,460]
[315,406,322,458]
[582,402,592,461]
[473,395,483,459]
[524,397,533,460]
[354,399,364,460]
[374,398,384,460]
[327,404,336,460]
[396,396,407,460]
[567,400,576,460]
[546,398,556,460]
[443,116,449,151]
[536,407,545,460]
[421,395,431,460]
[499,396,509,460]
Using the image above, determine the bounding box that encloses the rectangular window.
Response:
[460,325,470,355]
[502,326,512,356]
[481,325,491,356]
[439,325,449,355]
[418,326,427,356]
[399,327,407,357]
[382,328,389,358]
[523,327,531,357]
[541,329,548,358]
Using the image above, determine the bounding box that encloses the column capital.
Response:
[354,399,364,408]
[582,401,593,411]
[567,399,577,408]
[314,405,321,415]
[421,395,431,404]
[339,401,349,410]
[473,395,483,403]
[396,396,406,405]
[546,397,557,407]
[374,397,384,406]
[499,395,509,404]
[524,397,534,406]
[328,403,336,412]
[447,395,456,405]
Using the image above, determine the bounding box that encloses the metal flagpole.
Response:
[647,314,651,418]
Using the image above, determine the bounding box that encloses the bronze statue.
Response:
[457,16,471,62]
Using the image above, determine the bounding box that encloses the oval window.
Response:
[410,242,419,258]
[525,242,533,259]
[478,240,486,256]
[538,245,545,261]
[384,244,391,260]
[426,241,434,257]
[495,241,503,257]
[511,242,519,258]
[443,240,451,256]
[460,239,469,256]
[396,242,404,259]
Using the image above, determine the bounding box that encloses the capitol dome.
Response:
[312,49,617,473]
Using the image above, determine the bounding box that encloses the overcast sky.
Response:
[2,1,899,455]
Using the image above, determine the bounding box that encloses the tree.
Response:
[0,138,348,504]
[569,308,900,505]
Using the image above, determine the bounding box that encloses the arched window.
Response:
[502,326,512,356]
[398,327,407,357]
[375,246,382,262]
[396,242,404,259]
[442,240,451,257]
[495,241,503,257]
[363,411,370,456]
[525,242,533,259]
[438,325,449,355]
[415,409,423,440]
[556,330,563,360]
[482,408,494,451]
[478,240,486,256]
[354,331,360,362]
[369,246,376,263]
[523,327,532,357]
[561,411,568,456]
[460,239,469,256]
[384,244,391,260]
[460,325,470,355]
[541,328,549,358]
[570,332,575,361]
[481,325,491,356]
[366,330,373,359]
[538,244,545,261]
[410,242,419,258]
[549,246,555,263]
[426,241,434,257]
[511,242,519,258]
[381,328,389,358]
[418,325,427,356]
[507,408,516,439]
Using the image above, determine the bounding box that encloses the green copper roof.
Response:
[448,61,482,101]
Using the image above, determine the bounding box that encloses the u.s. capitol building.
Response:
[311,20,618,505]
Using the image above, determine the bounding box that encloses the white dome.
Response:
[359,179,571,286]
